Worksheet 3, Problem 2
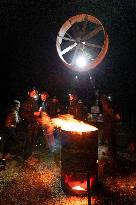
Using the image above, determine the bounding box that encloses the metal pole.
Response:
[88,73,99,106]
[87,171,91,205]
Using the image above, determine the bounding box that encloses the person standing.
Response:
[39,91,55,152]
[68,94,86,121]
[49,96,61,118]
[3,100,20,159]
[100,95,116,157]
[20,87,40,160]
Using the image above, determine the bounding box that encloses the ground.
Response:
[0,126,136,205]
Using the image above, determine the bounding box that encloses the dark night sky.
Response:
[0,0,136,120]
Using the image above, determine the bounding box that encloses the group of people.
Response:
[2,87,62,161]
[2,86,130,162]
[1,87,88,162]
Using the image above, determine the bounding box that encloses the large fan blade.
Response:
[83,26,103,41]
[84,42,102,49]
[65,32,74,39]
[58,36,75,42]
[61,42,77,55]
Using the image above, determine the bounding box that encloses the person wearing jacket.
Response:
[3,100,20,159]
[68,94,86,121]
[100,95,116,157]
[39,91,55,152]
[20,87,40,160]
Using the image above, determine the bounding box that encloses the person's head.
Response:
[100,95,111,107]
[8,100,20,112]
[52,96,58,103]
[78,99,82,104]
[28,87,38,99]
[13,100,20,111]
[40,91,49,101]
[13,100,20,106]
[69,94,78,102]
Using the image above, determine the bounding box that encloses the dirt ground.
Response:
[0,126,136,205]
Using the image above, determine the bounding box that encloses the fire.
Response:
[72,186,86,191]
[64,174,95,192]
[52,114,98,133]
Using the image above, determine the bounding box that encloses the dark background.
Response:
[0,0,136,124]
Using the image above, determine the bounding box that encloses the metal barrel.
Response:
[60,130,98,195]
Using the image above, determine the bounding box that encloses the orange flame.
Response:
[72,186,86,191]
[64,174,95,192]
[52,114,98,133]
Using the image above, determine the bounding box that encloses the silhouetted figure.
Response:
[48,96,61,118]
[3,100,20,159]
[100,95,116,157]
[68,94,86,121]
[39,91,55,152]
[20,87,40,160]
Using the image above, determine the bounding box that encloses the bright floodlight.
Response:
[75,56,87,68]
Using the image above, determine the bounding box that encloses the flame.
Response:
[72,186,86,191]
[64,174,95,192]
[52,114,98,133]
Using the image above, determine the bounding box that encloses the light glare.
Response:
[75,56,87,68]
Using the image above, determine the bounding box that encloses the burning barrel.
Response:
[52,115,98,195]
